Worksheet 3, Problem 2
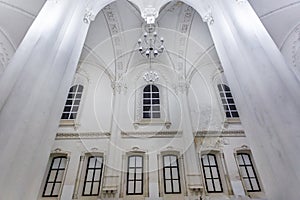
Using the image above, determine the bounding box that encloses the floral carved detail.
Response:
[0,42,9,74]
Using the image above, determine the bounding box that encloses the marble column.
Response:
[0,0,94,199]
[195,0,300,199]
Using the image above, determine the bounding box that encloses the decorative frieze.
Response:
[55,132,110,140]
[121,131,182,138]
[195,130,245,137]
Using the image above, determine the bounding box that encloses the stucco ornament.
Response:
[143,71,159,82]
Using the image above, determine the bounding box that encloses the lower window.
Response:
[126,155,144,195]
[163,155,181,194]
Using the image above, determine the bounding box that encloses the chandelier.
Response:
[138,24,165,58]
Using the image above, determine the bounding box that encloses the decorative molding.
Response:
[111,79,127,94]
[195,130,245,137]
[83,9,95,24]
[143,71,159,82]
[121,131,182,138]
[291,25,300,68]
[174,80,190,94]
[55,132,111,140]
[202,11,214,25]
[141,7,158,24]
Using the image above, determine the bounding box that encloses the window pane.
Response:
[164,156,170,166]
[152,85,159,92]
[211,167,219,178]
[63,106,71,112]
[152,106,160,111]
[170,156,177,166]
[76,93,82,98]
[165,180,172,193]
[129,157,136,167]
[240,167,247,177]
[92,182,99,195]
[52,158,60,169]
[78,85,84,92]
[243,179,251,190]
[89,157,96,168]
[143,93,150,98]
[229,105,237,110]
[94,169,101,181]
[61,113,69,119]
[152,113,160,118]
[250,178,259,191]
[242,154,251,165]
[143,106,151,111]
[44,183,53,196]
[202,155,209,165]
[172,168,179,179]
[206,179,214,191]
[232,112,239,117]
[135,181,142,193]
[84,182,92,195]
[237,155,244,165]
[164,168,171,179]
[72,106,79,112]
[152,99,160,104]
[128,170,135,180]
[127,181,134,194]
[173,180,180,193]
[56,170,64,182]
[214,179,222,191]
[86,170,94,181]
[143,112,151,118]
[95,157,102,168]
[69,113,77,119]
[52,183,61,196]
[247,166,255,177]
[48,171,57,182]
[135,156,142,167]
[208,155,216,165]
[143,100,151,104]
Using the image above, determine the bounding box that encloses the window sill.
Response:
[225,118,241,124]
[133,119,171,129]
[59,119,75,126]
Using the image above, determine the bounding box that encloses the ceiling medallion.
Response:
[143,71,159,82]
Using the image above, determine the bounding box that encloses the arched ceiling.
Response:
[0,0,299,74]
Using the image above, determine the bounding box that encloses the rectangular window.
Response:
[43,156,67,197]
[237,153,261,192]
[82,156,103,196]
[163,155,181,194]
[127,156,143,195]
[201,154,223,193]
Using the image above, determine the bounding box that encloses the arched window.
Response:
[217,84,239,118]
[236,153,261,192]
[143,84,160,119]
[61,84,83,120]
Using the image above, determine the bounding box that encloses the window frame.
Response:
[126,155,144,195]
[143,84,161,119]
[82,156,104,196]
[201,154,223,193]
[162,155,182,194]
[217,84,239,119]
[61,84,84,120]
[42,156,68,197]
[236,153,261,192]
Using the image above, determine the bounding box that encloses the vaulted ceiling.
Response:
[0,0,299,74]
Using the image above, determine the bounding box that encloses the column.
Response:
[195,0,300,199]
[0,0,94,199]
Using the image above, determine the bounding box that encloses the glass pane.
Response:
[69,85,77,92]
[128,172,135,180]
[69,113,77,119]
[84,182,92,195]
[52,183,61,196]
[52,158,60,169]
[227,99,234,104]
[202,155,209,166]
[170,156,177,166]
[66,100,73,105]
[211,167,219,178]
[226,112,231,118]
[143,113,151,118]
[63,106,71,112]
[143,100,151,104]
[152,85,159,92]
[89,157,96,168]
[208,155,216,165]
[223,105,229,111]
[221,99,227,104]
[95,157,102,168]
[152,113,160,118]
[217,84,223,91]
[224,85,230,91]
[206,179,214,191]
[204,167,211,178]
[232,112,239,117]
[76,93,82,98]
[144,85,150,92]
[244,179,252,191]
[74,100,81,105]
[152,106,160,111]
[173,180,180,193]
[78,85,84,92]
[164,156,170,166]
[48,171,57,182]
[127,181,134,194]
[250,178,260,191]
[220,93,225,97]
[94,169,101,181]
[237,155,244,165]
[72,106,79,112]
[243,154,251,165]
[225,92,232,97]
[172,168,179,179]
[240,167,247,177]
[44,183,53,196]
[59,158,66,168]
[56,170,64,182]
[129,157,136,167]
[61,113,69,119]
[143,106,151,111]
[68,93,75,98]
[247,166,255,177]
[164,168,171,179]
[229,105,237,110]
[152,93,159,98]
[135,181,142,193]
[214,179,222,191]
[92,182,99,195]
[152,99,160,104]
[136,156,142,167]
[165,180,172,193]
[86,170,94,181]
[136,172,142,180]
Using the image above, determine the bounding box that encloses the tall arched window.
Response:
[217,84,239,118]
[143,84,160,119]
[61,84,83,120]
